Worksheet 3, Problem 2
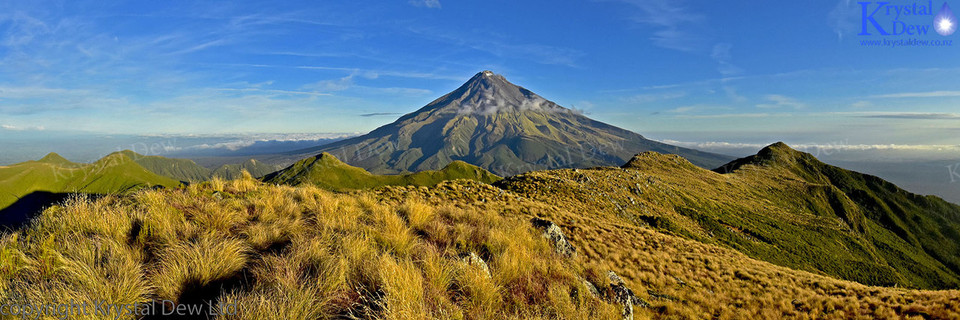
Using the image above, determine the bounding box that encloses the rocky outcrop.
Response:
[531,218,576,257]
[606,271,649,320]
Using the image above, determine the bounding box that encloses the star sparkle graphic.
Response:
[934,2,957,36]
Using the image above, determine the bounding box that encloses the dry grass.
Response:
[381,180,960,319]
[1,173,957,319]
[1,175,615,319]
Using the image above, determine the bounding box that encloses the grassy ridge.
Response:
[264,152,502,191]
[717,142,960,287]
[0,152,180,212]
[3,143,960,317]
[118,150,212,182]
[35,152,79,167]
[1,176,621,319]
[2,175,957,319]
[212,159,281,180]
[496,143,960,289]
[119,150,279,182]
[0,151,282,210]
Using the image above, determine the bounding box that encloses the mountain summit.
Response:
[291,71,732,176]
[420,70,567,115]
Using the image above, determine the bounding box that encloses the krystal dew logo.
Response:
[858,1,956,46]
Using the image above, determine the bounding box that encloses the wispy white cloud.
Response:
[168,39,230,55]
[409,0,442,9]
[625,91,687,104]
[177,133,356,151]
[406,27,584,66]
[225,63,463,81]
[711,43,742,76]
[486,42,584,66]
[870,91,960,98]
[722,86,747,103]
[0,11,53,47]
[662,139,960,152]
[301,75,433,97]
[850,100,873,108]
[305,75,356,92]
[0,124,45,131]
[214,88,332,96]
[662,104,733,114]
[609,0,705,52]
[853,112,960,120]
[756,94,806,109]
[0,86,128,115]
[676,113,779,119]
[360,112,402,117]
[0,86,91,99]
[606,0,746,79]
[631,76,744,91]
[828,0,859,40]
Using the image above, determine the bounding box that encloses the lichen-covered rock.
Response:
[463,252,491,278]
[531,218,576,257]
[606,271,649,320]
[581,278,601,299]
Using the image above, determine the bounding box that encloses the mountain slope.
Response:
[212,159,280,180]
[714,142,960,288]
[118,150,212,182]
[116,150,281,182]
[0,152,181,219]
[289,71,731,176]
[495,142,960,289]
[35,152,78,167]
[264,152,501,191]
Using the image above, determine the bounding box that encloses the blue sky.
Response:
[1,0,959,151]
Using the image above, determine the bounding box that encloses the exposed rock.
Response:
[463,252,491,278]
[581,278,601,299]
[606,271,650,320]
[531,218,576,257]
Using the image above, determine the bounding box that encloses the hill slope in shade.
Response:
[0,151,181,214]
[288,71,732,176]
[496,142,960,289]
[213,158,281,180]
[118,150,276,182]
[265,152,501,191]
[118,150,212,182]
[69,150,281,182]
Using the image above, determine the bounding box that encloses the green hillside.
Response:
[495,142,960,289]
[90,150,277,183]
[714,142,960,288]
[118,150,212,182]
[35,152,79,167]
[213,159,280,180]
[0,152,181,214]
[264,152,501,191]
[4,164,959,319]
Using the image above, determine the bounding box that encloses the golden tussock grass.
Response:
[1,177,957,319]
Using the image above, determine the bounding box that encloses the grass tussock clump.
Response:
[151,234,249,301]
[2,172,958,319]
[380,180,960,319]
[1,174,620,319]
